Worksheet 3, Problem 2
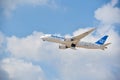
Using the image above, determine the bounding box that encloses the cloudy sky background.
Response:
[0,0,120,80]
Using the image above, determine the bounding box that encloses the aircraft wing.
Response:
[72,28,95,44]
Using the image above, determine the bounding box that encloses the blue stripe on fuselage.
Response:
[51,35,65,40]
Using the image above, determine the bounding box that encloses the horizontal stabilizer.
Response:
[101,43,111,50]
[103,43,111,46]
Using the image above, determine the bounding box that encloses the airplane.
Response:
[40,28,111,50]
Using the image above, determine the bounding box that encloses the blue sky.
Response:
[0,0,120,80]
[1,0,111,37]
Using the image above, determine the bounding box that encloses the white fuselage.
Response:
[76,41,102,49]
[40,34,103,50]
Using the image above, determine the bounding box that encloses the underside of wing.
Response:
[72,28,95,44]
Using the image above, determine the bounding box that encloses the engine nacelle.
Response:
[59,45,68,49]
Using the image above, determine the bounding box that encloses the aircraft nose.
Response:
[40,36,44,39]
[40,36,47,41]
[40,36,45,39]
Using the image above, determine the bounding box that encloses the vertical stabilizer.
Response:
[95,35,108,45]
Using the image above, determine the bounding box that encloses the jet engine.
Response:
[59,45,68,49]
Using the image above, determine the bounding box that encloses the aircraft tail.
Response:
[101,43,111,50]
[95,35,108,45]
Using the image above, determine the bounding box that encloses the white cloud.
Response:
[54,22,120,79]
[110,0,118,6]
[6,31,60,61]
[0,28,119,80]
[57,28,120,80]
[1,58,45,80]
[0,0,57,17]
[5,27,120,80]
[94,0,120,24]
[59,59,116,80]
[6,31,44,61]
[0,0,120,80]
[0,33,9,80]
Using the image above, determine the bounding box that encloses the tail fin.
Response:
[95,35,108,45]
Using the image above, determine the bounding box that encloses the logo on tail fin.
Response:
[95,35,108,45]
